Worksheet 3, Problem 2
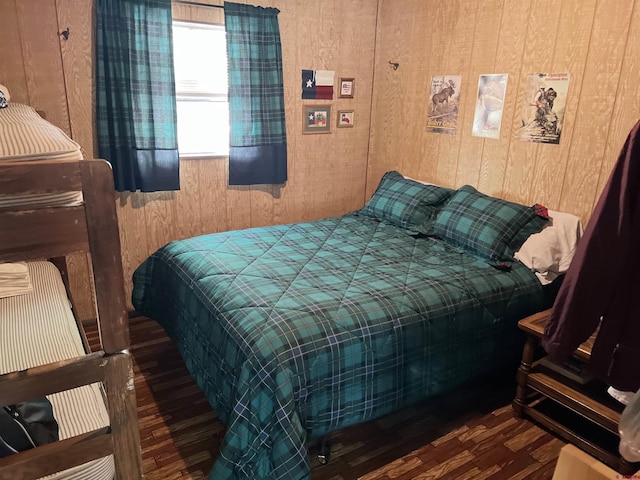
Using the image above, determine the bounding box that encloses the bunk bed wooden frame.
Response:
[0,159,143,480]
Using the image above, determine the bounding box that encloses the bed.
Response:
[0,96,142,479]
[132,171,571,479]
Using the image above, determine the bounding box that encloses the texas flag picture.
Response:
[302,69,334,99]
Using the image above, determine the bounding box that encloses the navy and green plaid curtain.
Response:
[224,2,287,185]
[96,0,179,192]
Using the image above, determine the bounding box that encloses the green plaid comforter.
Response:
[132,214,544,480]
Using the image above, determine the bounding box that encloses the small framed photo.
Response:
[303,105,332,134]
[339,78,355,98]
[337,110,354,128]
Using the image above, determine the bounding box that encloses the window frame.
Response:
[172,19,229,159]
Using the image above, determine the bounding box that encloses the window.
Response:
[173,21,229,156]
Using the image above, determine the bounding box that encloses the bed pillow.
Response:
[515,210,583,284]
[433,185,549,263]
[361,171,454,233]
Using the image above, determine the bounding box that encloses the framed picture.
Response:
[303,105,332,134]
[337,110,354,128]
[339,78,355,98]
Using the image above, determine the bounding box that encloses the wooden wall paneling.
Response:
[0,0,29,103]
[174,160,204,239]
[250,187,276,228]
[297,133,325,221]
[593,2,640,213]
[387,7,417,180]
[500,0,561,205]
[331,0,376,212]
[279,3,316,223]
[225,186,252,231]
[172,2,193,21]
[368,0,639,227]
[56,0,95,157]
[366,0,405,196]
[273,18,301,226]
[204,168,235,235]
[196,2,224,24]
[57,0,98,322]
[403,1,439,185]
[400,6,428,180]
[430,1,479,188]
[418,4,451,187]
[273,5,300,225]
[528,0,597,209]
[116,194,151,311]
[527,0,597,211]
[477,0,531,198]
[143,192,179,254]
[455,0,504,189]
[15,0,71,135]
[557,0,635,224]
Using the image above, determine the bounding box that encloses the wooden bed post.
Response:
[0,159,143,479]
[104,353,143,479]
[80,160,129,353]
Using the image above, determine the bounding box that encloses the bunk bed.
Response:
[0,101,142,479]
[132,171,577,480]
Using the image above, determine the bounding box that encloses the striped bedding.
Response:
[0,103,83,207]
[133,213,546,480]
[0,261,114,480]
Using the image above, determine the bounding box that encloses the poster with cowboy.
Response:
[519,73,571,144]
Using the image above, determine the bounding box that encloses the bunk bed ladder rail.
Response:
[0,159,142,479]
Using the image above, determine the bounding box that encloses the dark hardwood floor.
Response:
[90,316,565,479]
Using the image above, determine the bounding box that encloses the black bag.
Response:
[0,397,59,457]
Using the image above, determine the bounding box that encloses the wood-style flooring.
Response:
[91,316,566,479]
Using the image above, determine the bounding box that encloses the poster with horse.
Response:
[426,75,462,135]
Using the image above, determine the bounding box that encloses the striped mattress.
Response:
[0,103,83,208]
[0,261,114,480]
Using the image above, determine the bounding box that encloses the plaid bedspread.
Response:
[132,214,544,480]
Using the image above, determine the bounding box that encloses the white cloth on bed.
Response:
[0,261,33,298]
[515,209,584,285]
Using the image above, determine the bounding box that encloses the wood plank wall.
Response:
[0,0,96,320]
[0,0,378,312]
[367,0,640,228]
[3,0,640,314]
[115,0,378,309]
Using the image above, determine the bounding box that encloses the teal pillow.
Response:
[361,171,454,233]
[433,185,548,262]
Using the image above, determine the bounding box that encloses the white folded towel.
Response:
[0,261,29,276]
[0,283,34,298]
[0,262,33,298]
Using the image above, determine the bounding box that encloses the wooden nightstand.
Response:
[512,309,638,475]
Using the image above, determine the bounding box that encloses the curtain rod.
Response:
[173,0,223,9]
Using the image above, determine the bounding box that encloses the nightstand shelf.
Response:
[513,309,638,475]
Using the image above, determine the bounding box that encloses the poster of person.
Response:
[472,74,508,139]
[426,75,462,135]
[519,73,571,144]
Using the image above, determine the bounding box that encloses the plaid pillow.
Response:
[361,171,454,233]
[433,185,548,262]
